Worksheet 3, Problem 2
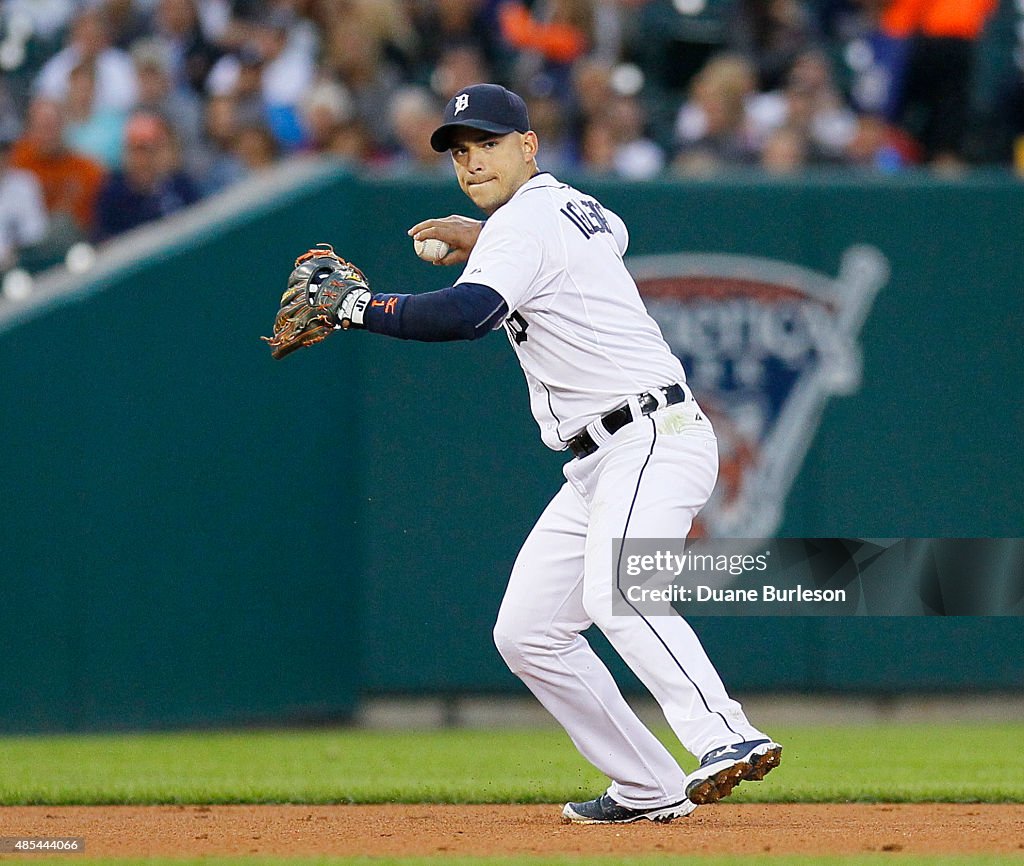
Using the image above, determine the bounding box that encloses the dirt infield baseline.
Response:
[1,804,1022,858]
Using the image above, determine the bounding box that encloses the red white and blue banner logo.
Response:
[631,246,889,537]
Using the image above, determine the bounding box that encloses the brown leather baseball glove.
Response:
[262,244,371,360]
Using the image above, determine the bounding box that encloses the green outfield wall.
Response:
[1,168,1021,733]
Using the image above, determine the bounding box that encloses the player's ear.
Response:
[522,131,539,162]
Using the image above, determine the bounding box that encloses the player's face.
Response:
[449,130,539,214]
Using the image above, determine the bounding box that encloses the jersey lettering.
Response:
[460,173,686,451]
[585,200,611,234]
[560,199,611,240]
[504,310,529,344]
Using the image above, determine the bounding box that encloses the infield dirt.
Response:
[2,804,1023,858]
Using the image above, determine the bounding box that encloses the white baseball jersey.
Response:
[454,172,687,450]
[448,168,772,812]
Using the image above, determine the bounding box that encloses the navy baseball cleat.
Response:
[684,738,782,805]
[561,792,696,824]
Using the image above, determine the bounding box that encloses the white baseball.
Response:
[413,237,450,263]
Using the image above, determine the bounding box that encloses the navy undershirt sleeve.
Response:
[362,282,508,341]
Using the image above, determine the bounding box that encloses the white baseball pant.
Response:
[493,397,766,808]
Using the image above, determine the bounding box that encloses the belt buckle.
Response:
[638,387,664,416]
[569,430,596,458]
[654,383,686,409]
[571,385,683,459]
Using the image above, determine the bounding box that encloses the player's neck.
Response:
[488,166,541,215]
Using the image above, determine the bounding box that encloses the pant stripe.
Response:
[613,416,741,742]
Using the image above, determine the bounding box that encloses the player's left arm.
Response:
[356,281,508,341]
[262,247,508,359]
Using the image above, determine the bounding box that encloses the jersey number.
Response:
[504,311,529,344]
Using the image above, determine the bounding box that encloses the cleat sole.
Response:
[686,745,782,805]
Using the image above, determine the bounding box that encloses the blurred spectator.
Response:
[500,0,592,99]
[298,78,354,153]
[759,123,809,173]
[271,0,321,58]
[844,112,921,171]
[497,0,589,66]
[233,121,279,172]
[102,0,151,50]
[0,123,49,272]
[150,0,223,95]
[326,117,374,167]
[981,0,1024,168]
[626,0,733,140]
[0,84,23,147]
[883,0,998,167]
[2,0,78,43]
[314,0,416,76]
[34,7,139,113]
[64,59,129,168]
[385,85,447,174]
[579,118,616,175]
[605,94,665,179]
[205,10,314,150]
[317,2,408,150]
[629,0,732,94]
[10,98,107,238]
[195,0,246,48]
[673,52,758,174]
[94,110,200,240]
[747,49,857,164]
[430,44,493,103]
[814,0,867,38]
[527,92,575,174]
[207,45,267,128]
[132,39,204,173]
[570,58,614,138]
[249,9,315,148]
[588,0,627,64]
[569,67,665,178]
[191,94,246,194]
[831,0,907,119]
[729,0,819,92]
[408,0,502,80]
[0,0,1018,264]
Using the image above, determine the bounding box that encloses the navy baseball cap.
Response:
[430,83,531,152]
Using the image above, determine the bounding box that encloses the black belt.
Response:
[567,384,686,459]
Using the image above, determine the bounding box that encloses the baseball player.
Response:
[265,83,781,823]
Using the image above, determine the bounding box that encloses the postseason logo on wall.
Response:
[630,246,890,538]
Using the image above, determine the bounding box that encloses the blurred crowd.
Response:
[3,0,1024,277]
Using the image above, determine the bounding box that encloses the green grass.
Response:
[6,859,1024,866]
[1,723,1023,805]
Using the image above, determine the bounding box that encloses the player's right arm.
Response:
[407,215,485,266]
